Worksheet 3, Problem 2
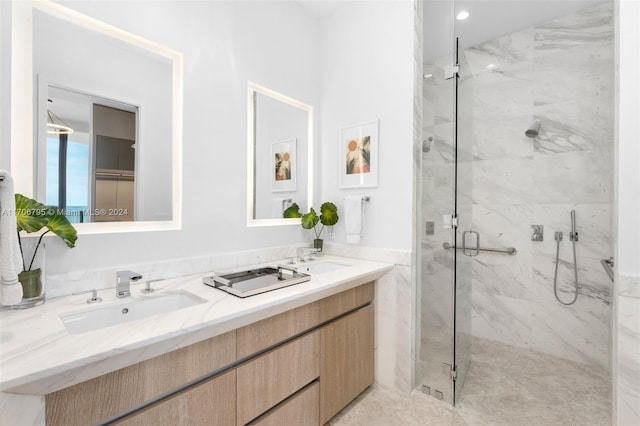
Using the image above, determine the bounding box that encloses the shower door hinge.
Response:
[443,363,457,381]
[443,215,458,229]
[444,63,459,80]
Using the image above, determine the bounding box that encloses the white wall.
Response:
[319,0,415,251]
[1,0,323,276]
[0,2,10,172]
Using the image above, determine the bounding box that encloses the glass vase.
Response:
[12,243,46,309]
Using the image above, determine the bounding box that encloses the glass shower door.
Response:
[452,37,473,404]
[419,34,473,405]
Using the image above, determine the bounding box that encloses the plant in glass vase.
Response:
[14,194,77,307]
[283,201,339,251]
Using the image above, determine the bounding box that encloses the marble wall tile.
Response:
[531,203,611,261]
[469,202,533,300]
[532,151,610,204]
[45,244,301,298]
[472,158,533,205]
[471,291,532,349]
[619,274,640,298]
[533,251,611,302]
[616,290,640,425]
[464,28,533,76]
[472,71,534,119]
[534,95,613,155]
[532,45,612,106]
[534,2,612,54]
[531,266,610,368]
[394,264,414,393]
[0,392,44,425]
[473,114,535,160]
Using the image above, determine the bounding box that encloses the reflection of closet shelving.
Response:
[93,135,135,222]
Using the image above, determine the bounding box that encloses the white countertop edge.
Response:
[0,256,393,395]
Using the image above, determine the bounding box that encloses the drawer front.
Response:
[319,282,374,323]
[320,304,374,424]
[237,282,374,357]
[251,381,319,426]
[120,370,236,426]
[237,301,320,358]
[237,330,320,425]
[46,331,236,426]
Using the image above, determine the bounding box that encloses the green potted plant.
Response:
[283,202,339,251]
[14,194,78,305]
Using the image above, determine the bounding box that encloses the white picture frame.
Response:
[271,138,297,192]
[339,120,379,188]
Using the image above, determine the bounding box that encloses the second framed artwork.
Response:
[271,138,297,192]
[339,120,379,188]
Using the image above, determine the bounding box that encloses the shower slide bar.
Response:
[442,242,517,256]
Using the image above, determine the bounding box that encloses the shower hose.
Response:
[552,231,579,306]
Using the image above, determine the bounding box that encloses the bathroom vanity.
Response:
[0,256,391,425]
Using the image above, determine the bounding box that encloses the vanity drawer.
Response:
[237,282,374,357]
[45,331,236,426]
[250,381,319,426]
[237,330,320,425]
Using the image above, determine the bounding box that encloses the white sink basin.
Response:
[60,290,207,334]
[296,261,350,275]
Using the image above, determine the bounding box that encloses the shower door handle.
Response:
[462,230,480,257]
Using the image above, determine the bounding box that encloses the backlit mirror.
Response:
[247,82,313,226]
[11,1,182,232]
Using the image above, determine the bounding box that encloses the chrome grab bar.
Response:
[442,241,517,256]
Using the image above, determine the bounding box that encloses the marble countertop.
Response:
[0,255,392,395]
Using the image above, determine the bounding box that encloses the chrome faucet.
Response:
[296,247,319,262]
[116,270,143,298]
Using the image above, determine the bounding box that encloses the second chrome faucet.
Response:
[116,270,143,298]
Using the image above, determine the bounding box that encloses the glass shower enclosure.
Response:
[419,2,474,404]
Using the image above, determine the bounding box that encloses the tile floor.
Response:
[331,339,611,425]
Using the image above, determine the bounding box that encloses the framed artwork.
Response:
[271,138,296,192]
[339,120,379,188]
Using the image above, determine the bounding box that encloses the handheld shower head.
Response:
[525,119,541,138]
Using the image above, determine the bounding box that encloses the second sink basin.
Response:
[60,290,207,334]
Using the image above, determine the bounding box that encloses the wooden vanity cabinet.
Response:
[120,370,236,426]
[44,282,374,426]
[319,304,374,424]
[45,331,236,425]
[237,330,320,425]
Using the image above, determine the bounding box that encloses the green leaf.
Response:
[14,194,49,233]
[300,208,320,230]
[319,202,339,226]
[283,203,302,218]
[46,211,78,248]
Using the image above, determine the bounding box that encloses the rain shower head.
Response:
[525,119,541,138]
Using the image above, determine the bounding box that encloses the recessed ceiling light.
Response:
[423,74,433,79]
[456,11,470,21]
[486,63,496,70]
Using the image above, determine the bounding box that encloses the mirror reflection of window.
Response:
[44,86,137,223]
[45,133,90,223]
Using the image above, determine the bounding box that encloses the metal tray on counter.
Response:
[202,265,310,298]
